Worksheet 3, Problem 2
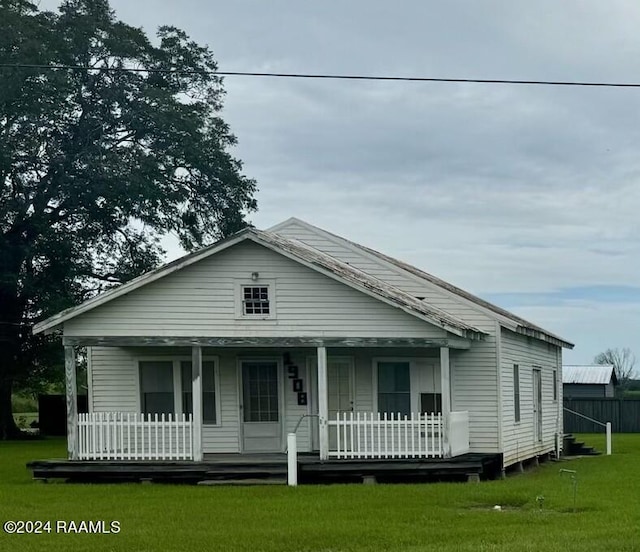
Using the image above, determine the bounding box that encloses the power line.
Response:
[1,63,640,88]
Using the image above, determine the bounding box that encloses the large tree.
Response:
[594,348,637,396]
[0,0,257,437]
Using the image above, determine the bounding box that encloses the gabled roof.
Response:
[563,365,617,385]
[269,217,574,349]
[33,228,486,339]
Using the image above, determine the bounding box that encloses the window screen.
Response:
[377,361,411,417]
[140,361,174,415]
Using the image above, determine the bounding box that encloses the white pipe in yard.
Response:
[287,433,298,486]
[606,422,612,455]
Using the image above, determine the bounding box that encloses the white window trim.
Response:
[136,356,221,427]
[234,279,277,320]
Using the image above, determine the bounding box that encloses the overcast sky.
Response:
[43,1,640,365]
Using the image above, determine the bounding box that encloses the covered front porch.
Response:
[62,336,472,464]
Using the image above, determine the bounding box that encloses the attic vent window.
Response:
[242,286,270,315]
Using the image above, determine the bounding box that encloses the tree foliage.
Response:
[594,347,637,395]
[0,0,257,437]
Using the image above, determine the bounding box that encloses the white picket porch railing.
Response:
[328,412,444,459]
[77,413,194,460]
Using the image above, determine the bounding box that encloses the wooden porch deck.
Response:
[27,453,502,484]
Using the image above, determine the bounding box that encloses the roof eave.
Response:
[515,326,574,349]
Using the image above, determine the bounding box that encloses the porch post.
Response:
[317,346,329,461]
[64,346,78,460]
[191,345,203,461]
[440,346,451,458]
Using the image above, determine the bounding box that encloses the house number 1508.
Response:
[284,354,307,406]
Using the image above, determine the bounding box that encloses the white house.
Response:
[33,218,573,473]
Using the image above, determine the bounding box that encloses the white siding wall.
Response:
[203,352,240,453]
[282,350,312,452]
[64,241,446,339]
[500,328,563,467]
[90,346,138,412]
[275,221,501,453]
[451,338,500,453]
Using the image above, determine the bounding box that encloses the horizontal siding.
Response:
[451,338,499,453]
[283,350,311,452]
[90,347,138,412]
[202,352,240,453]
[65,241,446,339]
[500,328,562,467]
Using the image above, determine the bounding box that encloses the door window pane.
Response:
[243,362,279,422]
[140,361,174,415]
[378,362,411,416]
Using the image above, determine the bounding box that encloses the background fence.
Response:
[564,398,640,433]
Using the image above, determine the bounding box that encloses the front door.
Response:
[308,357,354,451]
[533,369,543,442]
[241,361,282,452]
[327,359,354,450]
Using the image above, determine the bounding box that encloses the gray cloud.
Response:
[40,0,640,361]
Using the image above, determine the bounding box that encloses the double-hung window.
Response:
[242,286,270,315]
[235,280,276,319]
[139,361,175,415]
[377,361,411,417]
[139,359,218,424]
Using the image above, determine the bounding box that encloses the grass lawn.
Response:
[1,434,639,551]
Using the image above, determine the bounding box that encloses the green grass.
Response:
[1,435,639,551]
